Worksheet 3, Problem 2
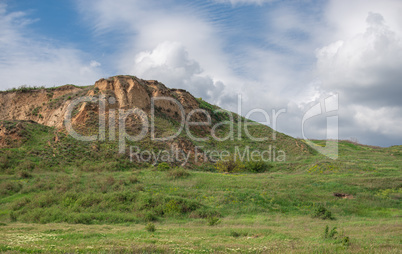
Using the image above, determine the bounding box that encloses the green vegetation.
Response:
[145,222,156,232]
[0,112,401,252]
[207,216,221,226]
[1,84,89,94]
[312,204,335,220]
[3,85,45,93]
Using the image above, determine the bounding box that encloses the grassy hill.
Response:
[0,78,401,253]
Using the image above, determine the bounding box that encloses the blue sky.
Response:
[1,0,402,147]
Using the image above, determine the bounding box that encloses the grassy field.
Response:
[0,119,401,253]
[0,149,401,253]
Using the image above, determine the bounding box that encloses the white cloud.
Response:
[132,41,225,102]
[0,3,103,89]
[90,60,101,68]
[314,8,402,145]
[77,0,241,104]
[324,0,402,42]
[72,0,402,146]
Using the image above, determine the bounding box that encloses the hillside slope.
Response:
[0,75,311,168]
[0,76,401,253]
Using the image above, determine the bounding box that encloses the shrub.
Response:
[230,230,248,237]
[145,222,156,232]
[342,236,350,247]
[157,162,170,171]
[312,204,335,220]
[167,168,190,179]
[144,212,158,222]
[164,200,181,214]
[323,225,337,239]
[215,158,244,173]
[329,226,338,238]
[244,160,273,173]
[324,225,329,238]
[207,216,220,226]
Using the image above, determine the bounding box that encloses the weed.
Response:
[323,225,337,239]
[145,222,156,232]
[312,204,335,220]
[329,226,338,238]
[207,216,220,226]
[157,162,170,171]
[244,160,273,173]
[230,230,248,237]
[32,106,41,116]
[342,236,350,247]
[167,168,190,179]
[324,225,329,238]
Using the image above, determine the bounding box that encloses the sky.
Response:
[0,0,401,147]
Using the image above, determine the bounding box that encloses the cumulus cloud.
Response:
[11,0,397,147]
[132,41,225,102]
[77,0,242,106]
[0,3,102,90]
[315,11,402,146]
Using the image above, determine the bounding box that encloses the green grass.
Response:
[0,115,401,252]
[0,157,400,252]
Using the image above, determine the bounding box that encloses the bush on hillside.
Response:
[167,168,190,179]
[312,204,335,220]
[244,160,273,173]
[215,158,244,173]
[157,162,170,171]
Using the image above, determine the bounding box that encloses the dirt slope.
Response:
[0,75,200,129]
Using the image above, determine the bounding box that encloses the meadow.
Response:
[0,115,401,253]
[0,141,401,253]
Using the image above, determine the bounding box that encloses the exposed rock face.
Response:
[0,85,82,128]
[0,75,200,129]
[91,76,200,115]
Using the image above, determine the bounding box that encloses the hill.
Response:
[0,75,311,169]
[0,76,401,253]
